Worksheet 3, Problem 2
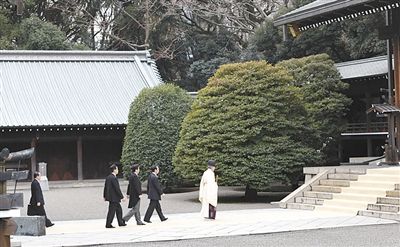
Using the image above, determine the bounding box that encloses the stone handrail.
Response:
[279,169,332,208]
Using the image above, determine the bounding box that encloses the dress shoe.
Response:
[46,223,55,227]
[161,218,168,222]
[144,220,152,223]
[137,222,146,225]
[106,225,115,228]
[119,223,127,227]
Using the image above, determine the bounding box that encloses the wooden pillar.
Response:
[392,8,400,157]
[282,25,288,41]
[338,140,343,162]
[367,137,373,157]
[0,162,5,194]
[30,138,37,180]
[77,136,83,181]
[365,92,371,130]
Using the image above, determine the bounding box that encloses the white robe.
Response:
[199,169,218,217]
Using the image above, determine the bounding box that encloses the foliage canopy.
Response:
[173,61,319,189]
[121,84,192,188]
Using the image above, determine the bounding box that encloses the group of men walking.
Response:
[104,159,219,228]
[27,159,219,229]
[103,164,168,228]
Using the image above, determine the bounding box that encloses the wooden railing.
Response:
[345,122,388,133]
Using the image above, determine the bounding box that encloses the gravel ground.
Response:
[16,185,287,221]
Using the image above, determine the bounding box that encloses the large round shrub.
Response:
[121,84,193,188]
[277,54,351,164]
[173,61,317,190]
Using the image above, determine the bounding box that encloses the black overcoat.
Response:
[147,173,163,201]
[127,173,142,208]
[29,179,44,205]
[103,174,124,202]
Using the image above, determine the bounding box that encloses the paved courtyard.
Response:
[9,182,285,220]
[12,208,398,247]
[8,181,400,247]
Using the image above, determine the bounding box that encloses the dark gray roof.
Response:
[335,56,388,80]
[274,0,400,29]
[0,50,163,127]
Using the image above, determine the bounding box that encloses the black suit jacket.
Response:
[103,174,124,203]
[127,173,142,208]
[29,179,44,205]
[147,173,163,200]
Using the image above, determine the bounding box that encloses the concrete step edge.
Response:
[377,197,400,205]
[358,210,400,221]
[367,203,400,212]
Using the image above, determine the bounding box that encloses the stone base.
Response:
[13,216,46,236]
[39,176,49,191]
[11,241,22,247]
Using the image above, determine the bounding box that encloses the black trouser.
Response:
[27,204,53,227]
[106,201,124,227]
[144,199,166,221]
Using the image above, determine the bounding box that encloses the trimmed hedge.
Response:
[277,54,351,164]
[173,61,318,190]
[121,84,193,188]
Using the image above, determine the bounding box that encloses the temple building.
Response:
[0,50,162,180]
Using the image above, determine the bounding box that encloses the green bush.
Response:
[121,84,193,188]
[277,54,351,164]
[173,61,317,190]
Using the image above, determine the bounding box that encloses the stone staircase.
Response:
[285,169,365,211]
[358,183,400,221]
[280,166,400,221]
[314,167,400,215]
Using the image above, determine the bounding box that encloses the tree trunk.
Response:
[244,185,257,201]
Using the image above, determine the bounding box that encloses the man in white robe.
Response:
[199,160,218,219]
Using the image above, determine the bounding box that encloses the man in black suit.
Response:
[28,171,54,227]
[122,164,145,225]
[143,165,167,223]
[103,164,126,228]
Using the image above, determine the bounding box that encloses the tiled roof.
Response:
[335,56,388,80]
[0,50,163,127]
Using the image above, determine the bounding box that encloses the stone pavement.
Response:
[12,208,397,247]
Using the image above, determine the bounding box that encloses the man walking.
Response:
[199,160,218,219]
[122,164,145,225]
[143,165,167,223]
[103,164,126,228]
[28,171,54,227]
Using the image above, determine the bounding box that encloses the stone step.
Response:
[294,197,324,205]
[286,203,315,210]
[349,181,396,189]
[358,210,400,221]
[315,205,358,215]
[311,185,342,193]
[386,190,400,197]
[333,193,378,202]
[367,203,400,213]
[341,187,386,196]
[367,168,400,176]
[303,191,333,199]
[357,174,400,183]
[334,167,367,175]
[327,173,358,181]
[323,199,368,209]
[319,179,350,187]
[377,197,400,205]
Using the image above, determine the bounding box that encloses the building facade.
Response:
[0,50,163,180]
